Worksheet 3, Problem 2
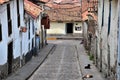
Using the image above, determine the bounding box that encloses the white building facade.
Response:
[47,21,83,36]
[117,0,120,80]
[0,0,25,78]
[97,0,118,79]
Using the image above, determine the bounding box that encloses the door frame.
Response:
[66,23,73,34]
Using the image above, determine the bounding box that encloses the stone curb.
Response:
[6,44,55,80]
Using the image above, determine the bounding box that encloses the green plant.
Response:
[89,53,94,61]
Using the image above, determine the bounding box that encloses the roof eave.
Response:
[0,0,10,5]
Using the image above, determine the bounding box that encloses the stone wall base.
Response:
[0,47,39,79]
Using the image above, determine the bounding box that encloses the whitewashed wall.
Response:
[82,21,88,40]
[36,15,42,45]
[0,4,8,65]
[20,0,28,56]
[117,1,120,80]
[97,0,103,72]
[109,0,118,68]
[47,22,66,35]
[100,0,109,73]
[0,0,25,65]
[97,0,118,78]
[12,0,23,59]
[47,22,82,35]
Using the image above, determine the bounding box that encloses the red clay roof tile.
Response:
[81,0,98,21]
[45,6,81,21]
[45,0,81,21]
[0,0,9,4]
[24,0,42,19]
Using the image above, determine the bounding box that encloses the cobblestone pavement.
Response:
[28,40,106,80]
[29,40,82,80]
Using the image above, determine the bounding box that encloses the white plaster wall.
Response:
[97,0,109,72]
[36,15,41,34]
[47,22,82,35]
[97,0,104,60]
[19,0,28,56]
[83,21,88,40]
[24,18,29,55]
[21,14,36,55]
[23,14,29,55]
[12,0,21,59]
[47,22,66,35]
[0,5,8,65]
[36,15,42,44]
[0,0,26,64]
[109,0,118,67]
[101,0,109,66]
[0,1,21,64]
[0,0,36,65]
[12,0,26,59]
[98,0,103,32]
[117,1,120,80]
[26,18,35,52]
[98,0,118,75]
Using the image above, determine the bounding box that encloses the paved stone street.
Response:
[28,40,106,80]
[29,40,82,80]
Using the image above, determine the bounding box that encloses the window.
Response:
[7,4,12,36]
[0,22,2,41]
[101,0,104,27]
[28,19,30,39]
[75,26,81,31]
[32,20,34,34]
[28,43,30,51]
[108,1,111,35]
[18,14,20,27]
[7,4,10,20]
[16,0,20,28]
[32,38,34,48]
[8,19,12,36]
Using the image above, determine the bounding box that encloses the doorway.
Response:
[66,23,73,33]
[7,41,13,74]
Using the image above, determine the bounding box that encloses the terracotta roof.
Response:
[81,0,98,21]
[24,0,42,19]
[45,6,81,22]
[81,0,88,13]
[46,2,81,9]
[81,0,98,13]
[53,0,80,4]
[44,0,81,22]
[0,0,9,4]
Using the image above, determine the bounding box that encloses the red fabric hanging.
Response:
[41,16,50,29]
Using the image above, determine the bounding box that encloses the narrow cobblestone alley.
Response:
[0,0,119,80]
[29,40,82,80]
[28,40,105,80]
